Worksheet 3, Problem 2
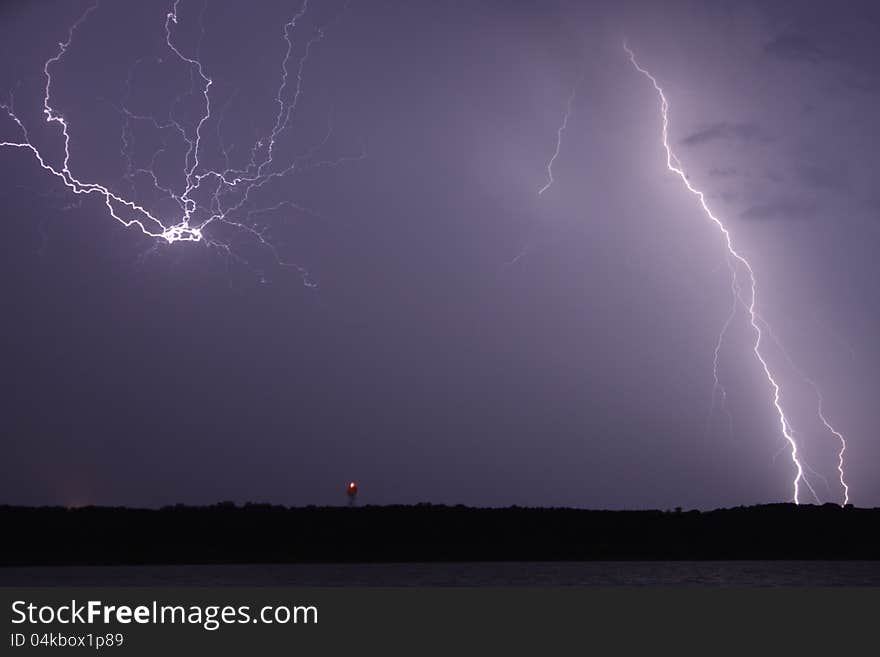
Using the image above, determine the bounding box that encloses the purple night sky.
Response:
[1,0,877,509]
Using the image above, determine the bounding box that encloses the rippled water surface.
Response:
[3,561,880,586]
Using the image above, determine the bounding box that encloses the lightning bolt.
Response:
[758,320,852,506]
[0,0,363,284]
[815,390,850,506]
[705,257,738,440]
[624,42,815,504]
[538,81,578,196]
[504,79,579,268]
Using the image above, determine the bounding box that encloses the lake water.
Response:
[2,561,880,586]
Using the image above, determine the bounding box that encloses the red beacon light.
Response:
[347,481,358,498]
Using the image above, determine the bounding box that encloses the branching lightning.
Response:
[1,6,854,505]
[623,42,817,504]
[759,320,851,506]
[0,0,363,284]
[538,82,578,196]
[815,389,850,506]
[705,256,739,440]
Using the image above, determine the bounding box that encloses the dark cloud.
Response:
[708,167,738,177]
[764,169,785,184]
[763,33,824,64]
[795,162,850,192]
[740,200,815,221]
[713,191,740,204]
[681,122,770,147]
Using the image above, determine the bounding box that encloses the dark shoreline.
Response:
[2,503,878,566]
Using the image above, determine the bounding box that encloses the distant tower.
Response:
[347,481,358,506]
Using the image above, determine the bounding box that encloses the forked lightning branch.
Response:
[0,0,362,283]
